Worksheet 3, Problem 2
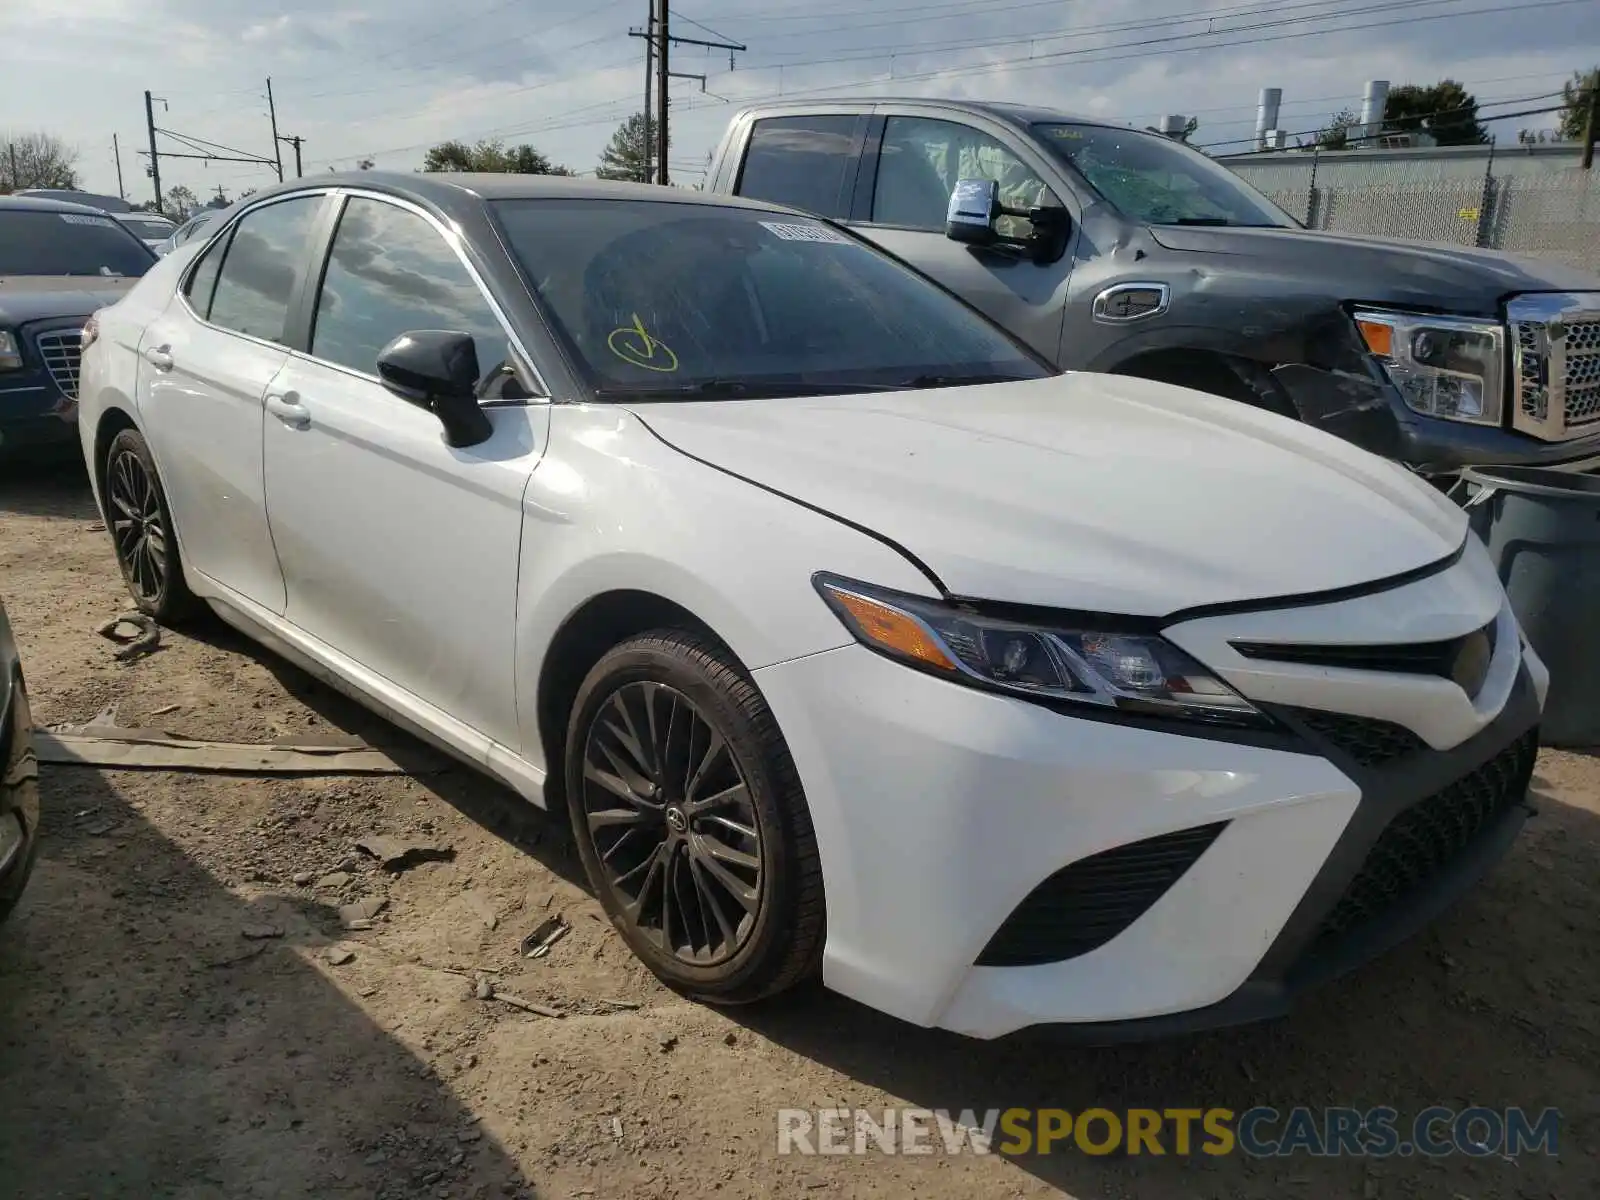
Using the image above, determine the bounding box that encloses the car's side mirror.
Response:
[945,178,1072,266]
[376,330,493,449]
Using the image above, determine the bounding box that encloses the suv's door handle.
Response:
[265,392,310,429]
[143,345,173,371]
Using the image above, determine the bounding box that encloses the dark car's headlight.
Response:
[815,576,1266,727]
[0,331,21,372]
[1353,308,1504,426]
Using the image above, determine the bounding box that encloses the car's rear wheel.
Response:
[103,428,197,624]
[564,631,825,1004]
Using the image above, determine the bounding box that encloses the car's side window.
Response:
[207,197,323,343]
[309,197,512,389]
[182,232,228,320]
[735,115,860,219]
[872,116,1057,239]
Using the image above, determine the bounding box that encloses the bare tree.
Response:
[0,131,81,193]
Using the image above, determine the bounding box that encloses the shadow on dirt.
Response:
[0,760,538,1199]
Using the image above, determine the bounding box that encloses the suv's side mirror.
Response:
[376,330,493,449]
[944,177,1072,266]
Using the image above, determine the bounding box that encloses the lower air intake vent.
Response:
[976,823,1227,967]
[1312,729,1538,947]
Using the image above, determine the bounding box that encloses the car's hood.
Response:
[632,374,1467,616]
[0,276,139,325]
[1147,224,1600,315]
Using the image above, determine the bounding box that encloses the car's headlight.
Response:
[815,576,1266,727]
[1352,309,1504,426]
[0,331,21,371]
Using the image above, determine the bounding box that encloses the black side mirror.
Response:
[944,177,1072,266]
[376,330,493,449]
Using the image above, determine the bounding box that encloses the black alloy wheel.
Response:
[103,428,197,623]
[565,631,825,1003]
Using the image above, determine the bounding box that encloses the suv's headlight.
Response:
[0,331,21,371]
[815,576,1266,727]
[1352,309,1504,426]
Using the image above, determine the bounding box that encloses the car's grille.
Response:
[1234,619,1496,688]
[1310,729,1537,946]
[34,329,84,401]
[1289,708,1426,768]
[976,823,1227,967]
[1507,293,1600,440]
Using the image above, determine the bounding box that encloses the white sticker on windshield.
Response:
[759,221,852,245]
[59,214,116,227]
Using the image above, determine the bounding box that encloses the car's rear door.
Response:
[136,192,331,614]
[260,191,546,750]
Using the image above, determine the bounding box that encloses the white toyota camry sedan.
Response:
[76,173,1547,1040]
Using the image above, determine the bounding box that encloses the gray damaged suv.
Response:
[706,99,1600,474]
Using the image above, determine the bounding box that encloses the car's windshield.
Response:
[1032,123,1293,229]
[491,198,1050,399]
[0,210,156,276]
[120,216,176,240]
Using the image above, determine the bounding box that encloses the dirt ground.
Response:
[1,462,1596,1200]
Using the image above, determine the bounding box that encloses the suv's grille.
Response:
[1312,729,1537,946]
[34,329,84,401]
[1508,294,1600,440]
[1290,709,1426,767]
[976,823,1227,967]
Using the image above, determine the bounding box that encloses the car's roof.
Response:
[733,96,1124,130]
[234,171,807,219]
[0,194,117,215]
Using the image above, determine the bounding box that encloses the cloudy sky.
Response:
[4,0,1596,204]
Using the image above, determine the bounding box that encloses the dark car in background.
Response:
[0,596,39,926]
[708,98,1600,475]
[0,195,155,460]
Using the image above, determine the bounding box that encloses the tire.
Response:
[564,630,825,1004]
[102,427,198,624]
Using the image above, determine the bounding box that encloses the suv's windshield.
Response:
[0,210,156,277]
[492,198,1050,399]
[1033,123,1293,229]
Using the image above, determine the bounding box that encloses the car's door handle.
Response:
[265,392,310,429]
[143,345,173,371]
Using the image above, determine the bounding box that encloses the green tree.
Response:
[0,131,80,192]
[163,185,200,220]
[1313,107,1359,150]
[596,112,661,182]
[422,138,572,175]
[1559,67,1599,141]
[1383,80,1489,146]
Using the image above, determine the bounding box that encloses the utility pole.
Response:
[267,77,285,182]
[656,0,670,186]
[113,134,126,199]
[144,90,163,213]
[277,135,305,179]
[643,0,655,184]
[1583,74,1599,170]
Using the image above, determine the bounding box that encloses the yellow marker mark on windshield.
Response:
[607,312,679,373]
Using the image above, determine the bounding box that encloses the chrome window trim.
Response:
[1093,282,1171,324]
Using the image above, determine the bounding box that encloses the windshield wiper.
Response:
[595,379,899,402]
[1163,218,1281,228]
[899,373,1039,389]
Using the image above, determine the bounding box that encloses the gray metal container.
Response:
[1460,465,1600,747]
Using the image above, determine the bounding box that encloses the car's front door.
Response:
[261,193,546,750]
[848,113,1077,363]
[137,193,328,613]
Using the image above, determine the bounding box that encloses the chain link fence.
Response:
[1224,148,1600,273]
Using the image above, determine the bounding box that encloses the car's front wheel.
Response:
[564,631,824,1004]
[103,427,197,624]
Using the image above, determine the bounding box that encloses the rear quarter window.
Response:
[735,115,861,219]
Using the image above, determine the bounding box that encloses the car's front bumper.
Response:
[754,544,1543,1039]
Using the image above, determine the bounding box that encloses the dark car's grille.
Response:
[976,823,1227,967]
[1291,709,1426,767]
[1311,730,1537,946]
[1234,620,1497,691]
[35,329,84,400]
